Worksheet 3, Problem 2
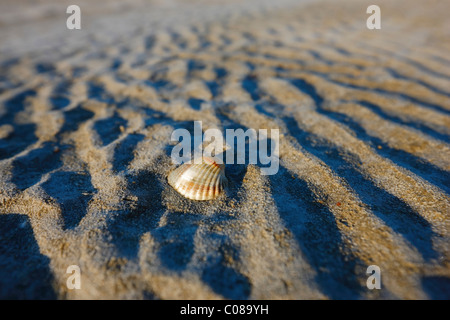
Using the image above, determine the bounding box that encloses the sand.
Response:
[0,0,449,299]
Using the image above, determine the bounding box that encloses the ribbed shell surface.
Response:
[167,157,227,200]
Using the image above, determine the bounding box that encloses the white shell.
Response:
[168,156,228,200]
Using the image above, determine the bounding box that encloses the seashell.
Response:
[168,156,228,201]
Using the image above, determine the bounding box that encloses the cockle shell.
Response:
[168,156,228,201]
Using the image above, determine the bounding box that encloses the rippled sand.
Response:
[0,0,449,299]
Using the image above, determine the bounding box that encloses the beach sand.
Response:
[0,0,449,299]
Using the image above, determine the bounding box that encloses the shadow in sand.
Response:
[71,66,87,77]
[163,172,249,299]
[217,109,362,298]
[215,67,227,79]
[0,57,20,69]
[143,290,157,300]
[386,68,450,98]
[204,67,227,99]
[206,81,220,98]
[59,104,95,135]
[269,164,366,299]
[35,63,55,74]
[0,89,37,160]
[201,239,251,299]
[112,133,145,173]
[88,82,115,104]
[144,35,156,51]
[170,31,188,50]
[107,170,165,259]
[324,109,450,195]
[0,214,56,299]
[283,115,440,262]
[241,75,260,101]
[193,32,211,51]
[401,56,450,82]
[320,75,450,116]
[11,141,62,191]
[111,58,122,71]
[53,79,72,97]
[187,97,204,111]
[356,99,450,143]
[153,212,200,272]
[0,123,37,161]
[187,59,206,77]
[144,78,170,90]
[421,276,450,299]
[288,77,450,194]
[41,171,95,230]
[50,96,70,110]
[93,112,127,146]
[108,136,250,298]
[10,103,94,192]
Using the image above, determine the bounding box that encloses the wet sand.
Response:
[0,0,449,299]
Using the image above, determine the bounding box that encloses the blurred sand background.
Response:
[0,0,449,299]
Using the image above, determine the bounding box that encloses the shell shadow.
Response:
[156,148,250,297]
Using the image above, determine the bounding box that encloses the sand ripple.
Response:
[0,0,449,299]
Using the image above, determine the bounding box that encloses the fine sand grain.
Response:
[0,0,449,299]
